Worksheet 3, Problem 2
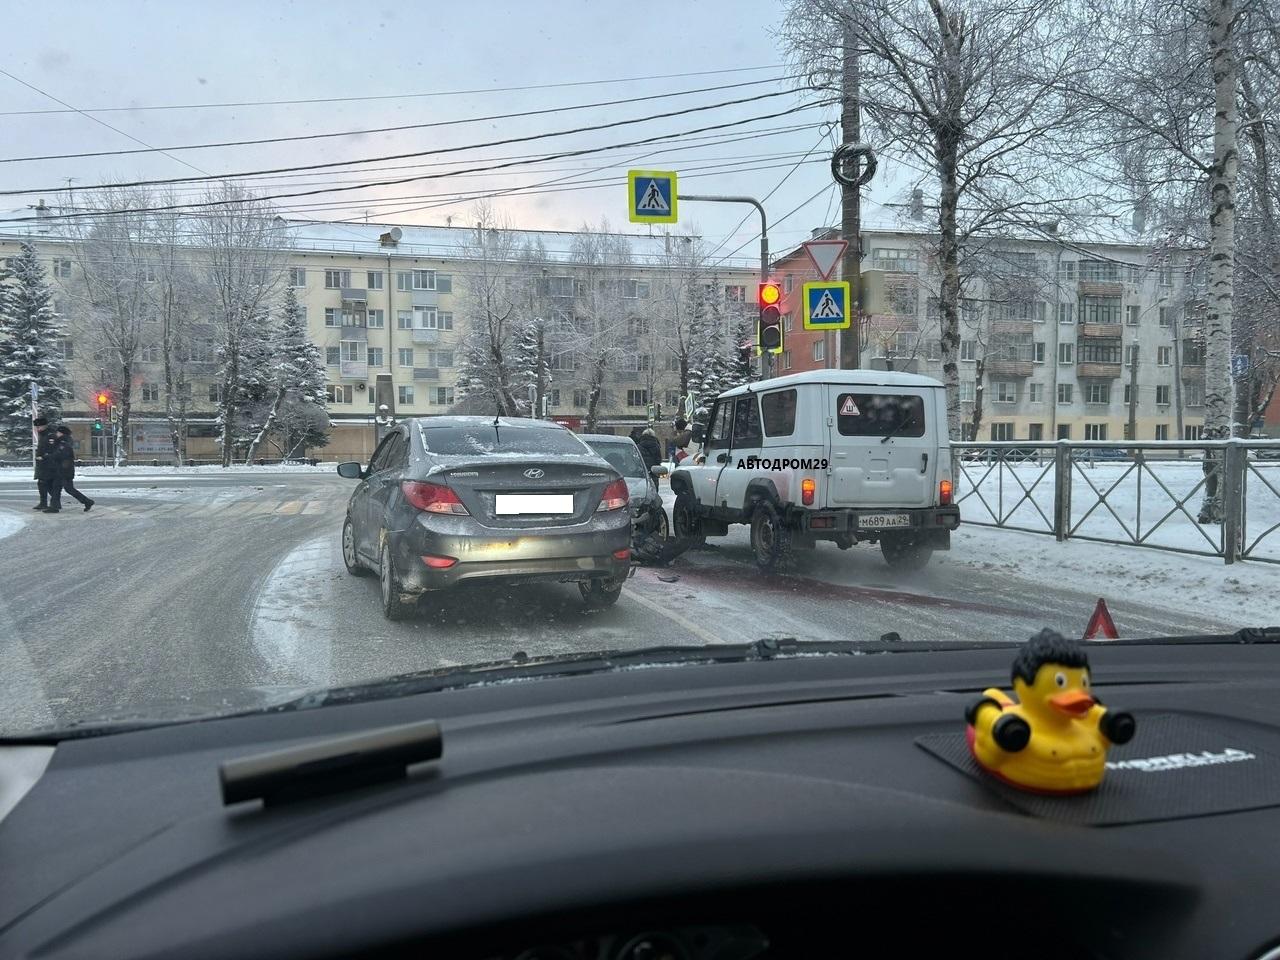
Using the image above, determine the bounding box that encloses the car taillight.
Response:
[401,480,469,515]
[596,477,629,512]
[801,477,816,506]
[939,479,953,505]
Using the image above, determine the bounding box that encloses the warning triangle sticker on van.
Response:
[839,396,860,416]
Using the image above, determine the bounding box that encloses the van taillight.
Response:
[801,477,816,506]
[402,480,469,515]
[939,479,953,505]
[597,477,629,512]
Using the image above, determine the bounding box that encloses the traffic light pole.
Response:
[677,194,769,379]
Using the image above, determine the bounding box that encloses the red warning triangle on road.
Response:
[1083,598,1119,640]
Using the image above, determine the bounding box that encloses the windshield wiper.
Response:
[880,411,917,443]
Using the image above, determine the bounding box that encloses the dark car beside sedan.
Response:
[338,417,632,620]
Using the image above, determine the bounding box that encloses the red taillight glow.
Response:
[401,480,469,515]
[421,555,457,568]
[939,479,953,505]
[801,477,816,506]
[612,547,631,560]
[596,477,629,512]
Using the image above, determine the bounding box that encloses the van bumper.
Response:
[789,505,960,548]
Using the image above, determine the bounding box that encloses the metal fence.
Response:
[952,439,1280,565]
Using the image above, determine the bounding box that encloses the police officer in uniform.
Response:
[32,417,56,511]
[48,425,94,512]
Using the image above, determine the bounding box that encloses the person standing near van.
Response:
[47,425,94,513]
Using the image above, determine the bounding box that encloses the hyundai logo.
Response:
[523,468,545,479]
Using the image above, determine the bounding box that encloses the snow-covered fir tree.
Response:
[0,243,68,456]
[246,286,329,460]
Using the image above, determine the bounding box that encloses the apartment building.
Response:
[1,217,757,461]
[770,223,1208,442]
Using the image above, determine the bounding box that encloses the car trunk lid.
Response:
[425,456,618,528]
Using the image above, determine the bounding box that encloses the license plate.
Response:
[858,513,911,529]
[495,494,574,515]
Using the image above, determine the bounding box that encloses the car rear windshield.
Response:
[586,441,645,478]
[419,424,591,457]
[836,393,927,438]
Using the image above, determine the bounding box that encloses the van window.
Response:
[706,401,732,448]
[761,389,797,437]
[836,393,926,438]
[731,395,763,446]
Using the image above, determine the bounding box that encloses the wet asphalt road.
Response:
[0,471,1240,734]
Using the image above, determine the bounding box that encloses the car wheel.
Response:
[656,505,670,540]
[379,541,415,621]
[672,493,704,545]
[579,576,623,609]
[835,533,856,550]
[342,517,370,576]
[749,500,793,571]
[880,533,933,571]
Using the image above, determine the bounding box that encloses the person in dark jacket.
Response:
[32,417,56,510]
[47,425,93,513]
[636,427,662,472]
[672,417,693,464]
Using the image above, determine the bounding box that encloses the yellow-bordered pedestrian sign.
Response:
[802,281,851,330]
[627,169,678,224]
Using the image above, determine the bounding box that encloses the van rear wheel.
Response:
[750,501,793,571]
[880,533,933,571]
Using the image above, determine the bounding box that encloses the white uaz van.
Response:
[669,370,960,570]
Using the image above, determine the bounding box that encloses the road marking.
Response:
[622,578,726,645]
[302,500,330,515]
[274,500,304,515]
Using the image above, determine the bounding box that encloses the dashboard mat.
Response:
[916,712,1280,826]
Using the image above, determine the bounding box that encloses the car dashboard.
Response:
[3,637,1280,960]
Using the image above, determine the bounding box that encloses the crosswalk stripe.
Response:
[274,500,304,515]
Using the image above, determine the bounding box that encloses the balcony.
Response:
[1079,323,1123,339]
[340,324,367,341]
[1077,362,1122,379]
[1078,280,1124,297]
[986,359,1034,377]
[339,360,368,380]
[990,320,1034,336]
[614,370,640,382]
[411,289,438,307]
[1181,363,1205,382]
[412,367,440,381]
[411,328,440,344]
[340,287,367,303]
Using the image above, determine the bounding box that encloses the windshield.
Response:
[1,0,1278,739]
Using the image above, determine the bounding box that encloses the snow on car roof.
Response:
[717,369,945,398]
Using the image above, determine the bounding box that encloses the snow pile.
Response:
[0,511,25,541]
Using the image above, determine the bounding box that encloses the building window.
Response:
[960,340,975,361]
[1124,384,1134,405]
[1028,382,1043,403]
[1157,346,1172,366]
[1033,341,1046,363]
[366,309,384,328]
[622,278,651,299]
[437,311,453,330]
[623,353,651,372]
[1058,342,1074,365]
[1159,264,1173,287]
[53,258,72,278]
[1085,423,1108,441]
[433,387,454,406]
[724,285,746,302]
[550,352,576,371]
[870,247,918,272]
[784,275,794,293]
[1156,384,1172,405]
[1155,424,1170,440]
[141,383,159,402]
[368,347,384,367]
[626,389,649,407]
[397,310,413,329]
[1079,296,1121,324]
[783,313,793,332]
[325,347,340,366]
[140,343,161,363]
[1057,303,1074,324]
[1127,264,1142,284]
[367,271,383,290]
[1183,341,1205,365]
[1126,305,1140,326]
[990,422,1014,441]
[813,339,825,362]
[398,348,414,367]
[289,267,306,287]
[412,306,437,329]
[960,380,976,403]
[327,385,353,404]
[1057,383,1074,404]
[1059,260,1076,281]
[430,349,454,368]
[573,389,589,407]
[56,338,73,360]
[1085,382,1110,404]
[324,269,349,289]
[340,341,365,363]
[994,382,1017,403]
[324,308,341,327]
[398,385,414,406]
[1079,260,1120,282]
[1185,425,1204,440]
[781,350,792,370]
[1186,383,1204,406]
[1124,343,1139,366]
[542,276,574,298]
[627,316,649,335]
[436,274,452,294]
[1078,339,1121,364]
[208,383,222,403]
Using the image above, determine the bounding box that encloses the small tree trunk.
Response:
[969,356,985,440]
[114,375,132,468]
[245,388,286,463]
[585,374,603,433]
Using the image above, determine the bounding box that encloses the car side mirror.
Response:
[336,461,364,480]
[650,464,668,478]
[691,424,705,444]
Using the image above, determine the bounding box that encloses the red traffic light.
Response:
[758,282,781,307]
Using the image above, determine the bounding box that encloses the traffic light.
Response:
[758,281,783,355]
[93,419,103,433]
[96,391,110,420]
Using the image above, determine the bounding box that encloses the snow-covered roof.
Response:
[719,369,945,397]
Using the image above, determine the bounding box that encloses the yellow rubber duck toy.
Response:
[965,629,1136,794]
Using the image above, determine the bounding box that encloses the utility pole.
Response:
[839,21,862,370]
[1171,315,1185,446]
[1126,344,1139,441]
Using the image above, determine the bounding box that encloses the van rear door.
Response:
[825,385,938,507]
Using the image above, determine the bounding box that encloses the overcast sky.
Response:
[0,0,913,266]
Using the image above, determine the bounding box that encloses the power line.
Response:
[712,183,836,267]
[1,88,815,199]
[0,101,833,223]
[0,75,798,164]
[0,65,785,117]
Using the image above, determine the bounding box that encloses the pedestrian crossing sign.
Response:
[802,281,851,330]
[627,169,678,224]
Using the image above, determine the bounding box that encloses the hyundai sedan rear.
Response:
[337,417,631,620]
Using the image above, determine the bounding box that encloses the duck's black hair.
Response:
[1012,629,1089,685]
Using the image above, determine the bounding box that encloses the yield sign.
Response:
[802,239,847,280]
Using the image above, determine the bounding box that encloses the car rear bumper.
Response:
[789,505,960,546]
[389,509,632,592]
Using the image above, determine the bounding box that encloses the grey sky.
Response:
[1,0,911,264]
